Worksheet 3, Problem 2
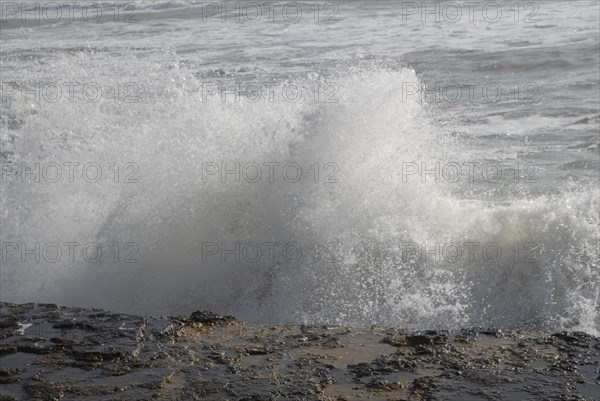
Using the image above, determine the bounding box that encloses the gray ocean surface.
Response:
[1,1,599,334]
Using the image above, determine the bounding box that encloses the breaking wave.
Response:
[1,54,598,334]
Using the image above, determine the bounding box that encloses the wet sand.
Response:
[0,302,598,400]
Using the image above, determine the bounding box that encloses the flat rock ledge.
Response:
[0,302,598,401]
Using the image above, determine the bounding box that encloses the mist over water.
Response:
[1,1,599,335]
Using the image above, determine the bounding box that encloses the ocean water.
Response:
[1,0,598,334]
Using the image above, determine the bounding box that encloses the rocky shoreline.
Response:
[0,302,598,400]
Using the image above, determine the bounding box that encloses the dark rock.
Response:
[190,310,236,325]
[0,302,598,401]
[480,329,504,337]
[551,332,595,347]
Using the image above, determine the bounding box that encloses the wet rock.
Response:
[190,310,236,325]
[480,329,504,337]
[384,330,448,348]
[0,302,598,401]
[382,333,406,347]
[245,347,273,355]
[0,368,22,385]
[552,332,596,347]
[410,377,435,398]
[365,377,404,390]
[347,362,374,378]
